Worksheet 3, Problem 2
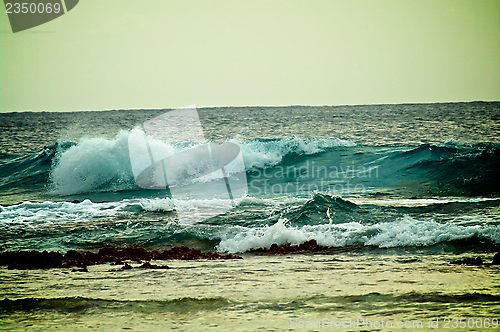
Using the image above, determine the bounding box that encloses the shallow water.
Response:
[2,250,499,331]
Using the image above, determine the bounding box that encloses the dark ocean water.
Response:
[1,102,500,254]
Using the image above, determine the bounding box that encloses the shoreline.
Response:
[2,251,499,331]
[2,241,499,271]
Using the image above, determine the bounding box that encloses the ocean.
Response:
[1,102,500,331]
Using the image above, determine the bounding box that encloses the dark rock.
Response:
[121,263,133,270]
[1,250,63,270]
[64,250,83,260]
[98,246,118,257]
[222,254,242,259]
[0,245,242,270]
[120,246,151,261]
[492,252,500,265]
[450,257,483,266]
[138,262,170,269]
[248,239,327,255]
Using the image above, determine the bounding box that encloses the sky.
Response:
[1,0,499,112]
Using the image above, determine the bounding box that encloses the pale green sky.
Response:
[1,0,499,112]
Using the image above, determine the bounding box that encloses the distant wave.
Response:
[0,297,232,312]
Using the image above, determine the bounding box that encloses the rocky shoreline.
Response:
[0,246,241,270]
[1,240,499,270]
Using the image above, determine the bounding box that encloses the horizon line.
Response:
[1,100,498,114]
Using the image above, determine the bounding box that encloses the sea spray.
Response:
[49,131,137,195]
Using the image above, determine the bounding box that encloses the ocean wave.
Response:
[0,296,232,312]
[0,197,244,228]
[48,133,355,195]
[2,194,500,253]
[233,136,356,170]
[49,131,138,195]
[1,132,499,198]
[217,215,500,253]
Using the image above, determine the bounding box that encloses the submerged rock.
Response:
[121,263,133,270]
[138,262,170,269]
[71,267,89,272]
[248,239,327,255]
[492,252,500,265]
[450,252,500,266]
[450,257,483,266]
[246,240,368,255]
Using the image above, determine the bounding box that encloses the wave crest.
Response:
[217,215,500,253]
[49,131,137,195]
[48,133,354,195]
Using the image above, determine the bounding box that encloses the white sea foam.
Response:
[0,198,175,226]
[49,131,137,195]
[232,136,355,170]
[48,131,353,195]
[217,215,500,253]
[0,197,247,227]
